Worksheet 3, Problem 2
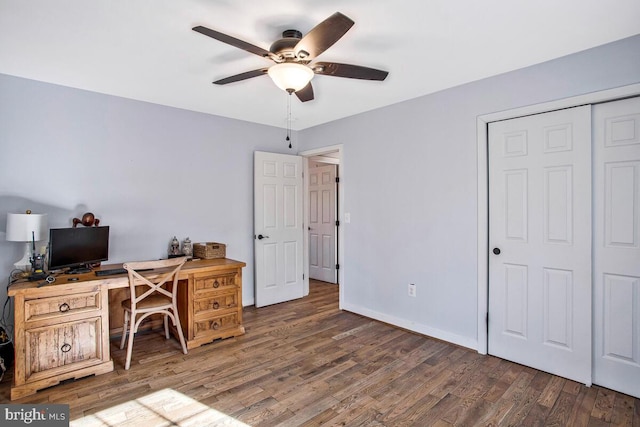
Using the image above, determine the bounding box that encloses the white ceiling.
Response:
[1,1,639,130]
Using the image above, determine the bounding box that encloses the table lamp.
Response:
[5,210,48,271]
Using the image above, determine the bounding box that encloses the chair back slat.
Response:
[123,257,187,309]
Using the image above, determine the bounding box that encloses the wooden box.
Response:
[193,242,226,259]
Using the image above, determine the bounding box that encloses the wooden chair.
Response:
[120,257,188,370]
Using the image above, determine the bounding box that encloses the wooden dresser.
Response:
[8,258,246,400]
[179,262,245,349]
[9,279,113,400]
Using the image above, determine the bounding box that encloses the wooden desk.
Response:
[8,258,246,400]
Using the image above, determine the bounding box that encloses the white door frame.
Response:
[476,83,640,355]
[300,144,344,309]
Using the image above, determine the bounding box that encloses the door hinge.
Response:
[335,220,340,226]
[303,273,305,280]
[335,177,340,183]
[336,264,340,270]
[486,312,489,326]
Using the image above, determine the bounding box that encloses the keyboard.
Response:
[94,268,154,277]
[95,268,127,276]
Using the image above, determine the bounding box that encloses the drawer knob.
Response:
[212,301,220,310]
[61,343,72,353]
[59,303,70,313]
[213,280,220,288]
[212,321,220,330]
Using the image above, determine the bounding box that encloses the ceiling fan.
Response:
[192,12,389,102]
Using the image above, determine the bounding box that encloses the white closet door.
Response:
[488,105,592,384]
[593,96,640,398]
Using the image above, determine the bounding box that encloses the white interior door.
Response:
[308,164,337,283]
[488,105,592,384]
[254,151,304,308]
[593,96,640,398]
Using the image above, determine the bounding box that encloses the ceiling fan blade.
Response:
[213,68,269,85]
[295,83,314,102]
[313,62,389,81]
[294,12,354,60]
[193,26,272,59]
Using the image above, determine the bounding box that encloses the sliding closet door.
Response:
[488,105,592,384]
[593,96,640,398]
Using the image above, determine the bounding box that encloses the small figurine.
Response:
[169,236,181,257]
[182,237,193,258]
[73,212,100,227]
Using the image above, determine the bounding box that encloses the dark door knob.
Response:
[257,234,269,240]
[493,248,501,255]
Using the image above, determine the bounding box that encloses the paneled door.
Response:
[308,164,337,283]
[254,151,304,308]
[488,105,592,384]
[593,96,640,398]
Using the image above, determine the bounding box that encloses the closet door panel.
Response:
[488,105,592,385]
[593,96,640,399]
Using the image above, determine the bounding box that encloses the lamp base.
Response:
[28,272,48,281]
[13,243,32,272]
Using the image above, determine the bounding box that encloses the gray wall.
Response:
[0,74,297,319]
[1,34,639,350]
[299,34,640,349]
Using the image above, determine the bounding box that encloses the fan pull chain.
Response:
[286,93,292,149]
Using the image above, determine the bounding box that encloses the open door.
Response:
[254,151,304,307]
[308,164,337,283]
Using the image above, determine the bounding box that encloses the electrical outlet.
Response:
[408,283,416,297]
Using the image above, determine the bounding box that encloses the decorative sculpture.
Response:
[73,212,100,227]
[169,236,181,257]
[182,237,193,258]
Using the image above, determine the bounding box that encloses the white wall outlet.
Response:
[344,213,351,223]
[408,283,416,297]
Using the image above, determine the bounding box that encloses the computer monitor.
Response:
[48,226,110,273]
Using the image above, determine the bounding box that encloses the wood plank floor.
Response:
[1,280,638,426]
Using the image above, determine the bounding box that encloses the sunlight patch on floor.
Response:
[70,388,250,427]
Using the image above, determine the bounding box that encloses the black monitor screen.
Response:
[48,226,110,271]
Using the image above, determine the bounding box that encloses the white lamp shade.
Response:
[6,212,48,242]
[268,63,314,92]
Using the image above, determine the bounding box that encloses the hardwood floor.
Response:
[1,280,638,426]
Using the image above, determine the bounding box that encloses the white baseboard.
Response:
[341,302,478,351]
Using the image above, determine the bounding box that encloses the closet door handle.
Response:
[493,248,501,255]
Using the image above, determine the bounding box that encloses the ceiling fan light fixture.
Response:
[268,63,314,93]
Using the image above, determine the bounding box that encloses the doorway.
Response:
[300,144,344,309]
[308,161,338,284]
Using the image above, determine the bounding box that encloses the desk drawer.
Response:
[25,317,102,382]
[24,292,101,322]
[193,290,238,316]
[193,271,237,295]
[194,312,239,338]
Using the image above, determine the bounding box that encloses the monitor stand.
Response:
[67,266,92,274]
